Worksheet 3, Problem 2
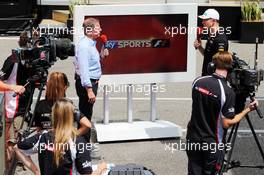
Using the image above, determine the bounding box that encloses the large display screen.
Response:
[93,14,188,74]
[74,4,197,84]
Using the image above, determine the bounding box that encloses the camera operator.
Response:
[2,31,31,121]
[194,9,228,76]
[74,17,109,142]
[15,98,107,175]
[2,31,31,131]
[1,31,32,169]
[186,51,258,175]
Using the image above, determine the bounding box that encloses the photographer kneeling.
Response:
[186,51,258,175]
[16,98,106,175]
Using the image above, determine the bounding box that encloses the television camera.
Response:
[11,35,74,84]
[207,40,263,118]
[228,53,263,98]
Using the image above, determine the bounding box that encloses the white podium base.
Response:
[94,120,182,142]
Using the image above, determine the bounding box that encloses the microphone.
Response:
[99,34,110,58]
[197,27,204,40]
[100,34,108,48]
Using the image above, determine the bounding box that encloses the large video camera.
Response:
[228,53,264,96]
[208,39,263,98]
[11,34,74,83]
[208,39,263,119]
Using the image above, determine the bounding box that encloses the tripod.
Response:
[219,94,264,174]
[4,77,46,175]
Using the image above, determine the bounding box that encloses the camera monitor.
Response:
[74,4,197,85]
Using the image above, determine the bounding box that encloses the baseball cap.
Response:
[198,9,220,20]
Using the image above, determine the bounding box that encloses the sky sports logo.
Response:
[105,39,170,49]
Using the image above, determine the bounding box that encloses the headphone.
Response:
[207,60,233,75]
[207,62,216,75]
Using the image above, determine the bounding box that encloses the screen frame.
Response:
[74,4,197,85]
